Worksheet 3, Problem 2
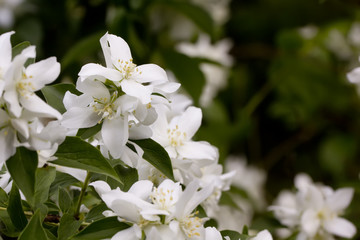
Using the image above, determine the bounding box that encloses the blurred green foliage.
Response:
[3,0,360,237]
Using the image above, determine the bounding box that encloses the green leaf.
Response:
[158,0,214,36]
[34,166,56,206]
[0,210,20,237]
[77,124,102,140]
[85,203,108,222]
[114,165,138,191]
[7,184,27,231]
[50,172,80,195]
[71,216,130,240]
[131,139,174,180]
[6,147,37,206]
[53,137,121,183]
[58,213,82,240]
[221,230,250,240]
[41,83,81,114]
[0,187,8,207]
[58,187,73,214]
[160,49,205,104]
[61,32,104,70]
[18,209,49,240]
[12,41,31,58]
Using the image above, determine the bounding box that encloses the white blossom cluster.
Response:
[269,173,356,240]
[0,31,66,165]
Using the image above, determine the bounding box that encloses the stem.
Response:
[243,81,273,116]
[74,171,91,219]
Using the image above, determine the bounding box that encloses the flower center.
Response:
[117,58,141,79]
[92,93,117,120]
[16,73,35,96]
[180,213,204,238]
[167,125,187,147]
[150,186,176,210]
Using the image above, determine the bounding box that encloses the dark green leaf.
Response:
[53,137,121,183]
[158,0,214,36]
[6,147,37,206]
[12,41,31,59]
[160,49,205,104]
[130,139,174,180]
[58,187,73,214]
[71,216,130,240]
[34,166,56,206]
[7,184,27,230]
[0,187,8,207]
[221,230,250,240]
[50,172,80,195]
[18,209,49,240]
[61,32,104,70]
[41,83,81,114]
[0,210,21,237]
[85,203,108,222]
[77,124,102,140]
[58,213,82,240]
[114,164,138,191]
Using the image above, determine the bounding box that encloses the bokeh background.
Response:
[2,0,360,238]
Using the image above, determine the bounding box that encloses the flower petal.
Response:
[90,180,112,196]
[135,64,168,83]
[0,127,16,164]
[324,217,356,238]
[177,141,218,161]
[121,80,152,104]
[176,106,202,139]
[0,31,14,70]
[102,116,129,158]
[3,88,21,117]
[111,225,141,240]
[347,67,360,83]
[251,230,273,240]
[106,34,132,63]
[10,118,29,139]
[20,93,62,119]
[128,180,153,200]
[78,63,122,82]
[61,107,101,129]
[25,57,60,90]
[326,188,354,212]
[300,209,320,237]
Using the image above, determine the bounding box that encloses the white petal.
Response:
[154,82,181,94]
[106,34,132,64]
[76,78,110,99]
[0,31,14,70]
[78,63,122,82]
[300,209,320,237]
[25,57,60,90]
[252,230,273,240]
[102,117,129,158]
[347,67,360,83]
[10,118,29,138]
[20,93,62,119]
[63,91,92,110]
[100,32,113,69]
[90,180,112,196]
[0,127,16,164]
[135,64,168,83]
[205,227,223,240]
[177,106,202,139]
[177,141,218,160]
[111,225,141,240]
[61,107,101,129]
[324,217,356,238]
[3,89,21,117]
[326,188,354,212]
[129,125,152,140]
[121,80,152,104]
[128,180,153,200]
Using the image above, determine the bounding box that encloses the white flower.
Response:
[0,31,14,97]
[151,106,218,161]
[62,32,177,158]
[91,179,213,240]
[269,173,356,239]
[251,230,273,240]
[176,34,233,107]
